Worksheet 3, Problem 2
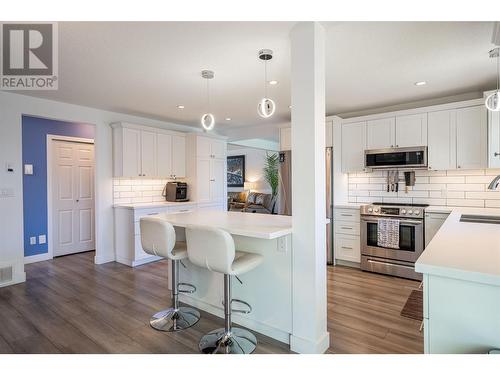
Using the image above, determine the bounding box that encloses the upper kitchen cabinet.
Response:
[366,117,394,149]
[456,106,487,170]
[488,102,500,168]
[196,135,226,159]
[341,121,366,173]
[428,109,456,171]
[395,113,428,147]
[112,122,187,178]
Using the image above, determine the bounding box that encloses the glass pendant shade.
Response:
[201,113,215,130]
[485,91,500,112]
[257,98,276,118]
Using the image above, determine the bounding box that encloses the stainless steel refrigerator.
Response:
[278,147,334,265]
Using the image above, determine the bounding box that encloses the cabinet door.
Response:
[196,158,212,203]
[489,109,500,168]
[122,127,141,177]
[211,138,226,159]
[341,121,366,173]
[171,135,186,177]
[428,110,456,171]
[196,136,212,158]
[456,106,487,170]
[210,158,226,202]
[366,117,395,149]
[395,113,428,147]
[140,130,157,177]
[156,133,172,177]
[325,121,333,148]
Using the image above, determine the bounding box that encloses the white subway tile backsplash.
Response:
[114,185,132,192]
[113,178,169,204]
[348,169,500,209]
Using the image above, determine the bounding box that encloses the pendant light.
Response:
[486,47,500,112]
[257,49,276,118]
[201,70,215,130]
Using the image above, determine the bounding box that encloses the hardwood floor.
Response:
[0,252,423,354]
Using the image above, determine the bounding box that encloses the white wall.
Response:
[227,145,276,194]
[348,168,500,207]
[0,91,197,286]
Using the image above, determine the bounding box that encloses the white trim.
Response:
[290,331,330,354]
[46,135,95,264]
[24,253,52,264]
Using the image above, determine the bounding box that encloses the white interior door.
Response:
[52,140,95,257]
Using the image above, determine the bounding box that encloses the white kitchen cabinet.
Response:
[425,212,449,247]
[395,113,428,147]
[187,134,227,208]
[171,135,186,178]
[366,117,395,149]
[112,122,187,178]
[334,207,361,264]
[456,106,487,170]
[341,121,366,173]
[428,110,457,171]
[280,127,292,151]
[488,105,500,168]
[326,121,333,148]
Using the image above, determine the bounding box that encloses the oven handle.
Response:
[361,216,423,226]
[367,259,414,269]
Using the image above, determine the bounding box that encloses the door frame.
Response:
[47,135,95,260]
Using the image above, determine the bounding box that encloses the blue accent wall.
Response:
[22,115,95,257]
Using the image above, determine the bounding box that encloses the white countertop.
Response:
[334,203,362,209]
[153,211,292,240]
[114,201,197,210]
[416,207,500,286]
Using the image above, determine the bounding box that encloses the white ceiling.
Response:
[18,21,498,137]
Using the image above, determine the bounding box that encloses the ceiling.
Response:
[18,21,498,137]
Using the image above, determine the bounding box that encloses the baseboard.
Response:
[290,331,330,354]
[0,259,26,288]
[24,252,52,264]
[335,259,360,268]
[94,253,116,265]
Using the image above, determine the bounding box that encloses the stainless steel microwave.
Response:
[364,146,427,170]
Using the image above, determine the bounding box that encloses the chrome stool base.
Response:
[150,306,200,332]
[199,327,257,354]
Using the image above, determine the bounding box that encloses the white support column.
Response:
[290,22,329,353]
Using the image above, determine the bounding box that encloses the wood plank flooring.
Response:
[0,251,423,354]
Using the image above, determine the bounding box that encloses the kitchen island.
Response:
[415,207,500,354]
[153,210,294,346]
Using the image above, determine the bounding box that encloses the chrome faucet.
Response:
[488,175,500,190]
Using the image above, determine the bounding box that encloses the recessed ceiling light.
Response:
[225,117,231,121]
[269,80,278,85]
[414,81,427,86]
[177,105,185,109]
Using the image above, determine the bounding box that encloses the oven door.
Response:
[361,215,424,262]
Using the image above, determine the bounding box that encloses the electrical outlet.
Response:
[30,237,36,245]
[277,237,287,253]
[38,235,46,244]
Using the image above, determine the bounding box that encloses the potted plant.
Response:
[263,152,279,214]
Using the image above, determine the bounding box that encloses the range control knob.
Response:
[374,208,379,213]
[368,207,373,213]
[401,209,407,214]
[407,210,413,215]
[414,210,420,215]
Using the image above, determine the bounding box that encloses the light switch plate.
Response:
[30,237,36,245]
[24,164,33,175]
[38,235,46,244]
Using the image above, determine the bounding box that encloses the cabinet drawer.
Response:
[335,234,360,263]
[168,204,197,214]
[133,207,169,222]
[334,208,360,222]
[335,221,360,235]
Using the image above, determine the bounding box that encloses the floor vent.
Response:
[0,266,13,284]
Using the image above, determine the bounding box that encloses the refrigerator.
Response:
[278,147,334,265]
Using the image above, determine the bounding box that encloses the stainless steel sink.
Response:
[460,214,500,224]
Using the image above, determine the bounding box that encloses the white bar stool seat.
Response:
[185,224,263,354]
[140,216,200,332]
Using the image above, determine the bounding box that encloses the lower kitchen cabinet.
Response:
[334,207,361,264]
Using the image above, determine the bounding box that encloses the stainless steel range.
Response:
[360,202,428,280]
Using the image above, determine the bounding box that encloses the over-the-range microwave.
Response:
[364,146,428,170]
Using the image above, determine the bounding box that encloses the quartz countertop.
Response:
[415,207,500,286]
[114,201,197,210]
[334,203,363,209]
[153,210,292,240]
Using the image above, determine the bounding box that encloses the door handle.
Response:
[495,152,500,157]
[76,199,79,202]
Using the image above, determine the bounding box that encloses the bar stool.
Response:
[185,225,263,354]
[140,216,200,331]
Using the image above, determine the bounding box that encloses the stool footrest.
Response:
[222,298,252,314]
[178,282,196,294]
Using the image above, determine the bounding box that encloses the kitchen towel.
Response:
[377,218,400,249]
